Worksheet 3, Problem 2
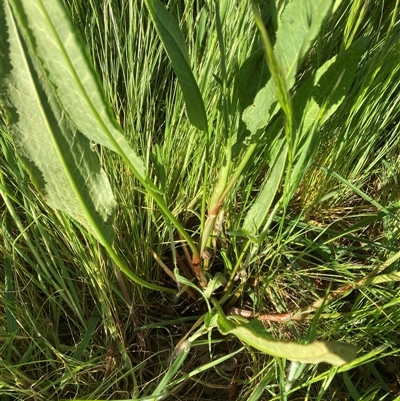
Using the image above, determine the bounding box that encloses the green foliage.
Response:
[0,0,399,399]
[1,0,197,291]
[242,0,334,135]
[1,1,116,243]
[213,299,358,366]
[144,0,208,133]
[2,0,366,366]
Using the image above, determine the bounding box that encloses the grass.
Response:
[1,0,400,400]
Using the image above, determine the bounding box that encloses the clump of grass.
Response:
[1,0,400,400]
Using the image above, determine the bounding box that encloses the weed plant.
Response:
[1,1,400,400]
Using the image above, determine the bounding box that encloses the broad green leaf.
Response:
[251,3,296,165]
[8,0,148,185]
[1,1,176,293]
[235,0,278,115]
[298,37,369,137]
[0,2,116,243]
[243,0,334,135]
[144,0,208,132]
[237,48,270,113]
[248,37,368,174]
[7,0,202,270]
[215,307,358,366]
[242,140,287,233]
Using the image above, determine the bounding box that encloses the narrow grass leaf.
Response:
[150,340,191,399]
[365,363,391,393]
[243,0,334,134]
[343,372,361,400]
[144,0,208,132]
[360,272,400,286]
[288,122,320,200]
[2,205,17,337]
[165,346,246,389]
[175,268,211,310]
[315,164,399,222]
[285,361,307,393]
[247,371,274,401]
[4,253,17,334]
[72,315,100,361]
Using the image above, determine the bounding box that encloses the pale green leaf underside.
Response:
[145,0,208,133]
[243,0,334,134]
[9,0,148,184]
[217,313,358,366]
[2,1,175,293]
[6,0,205,283]
[1,2,116,242]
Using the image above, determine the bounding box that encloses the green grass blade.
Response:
[4,248,17,335]
[343,372,361,400]
[247,367,275,401]
[316,164,399,221]
[2,203,17,337]
[72,315,100,361]
[144,0,208,133]
[150,340,191,399]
